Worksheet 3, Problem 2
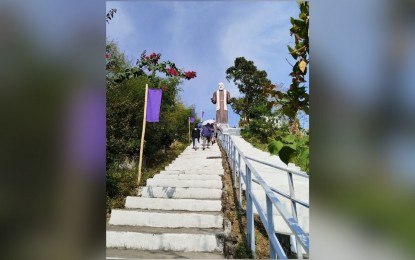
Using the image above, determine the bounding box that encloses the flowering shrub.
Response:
[109,50,197,84]
[138,50,196,81]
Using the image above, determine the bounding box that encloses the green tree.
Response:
[267,1,309,172]
[268,1,309,135]
[106,42,197,168]
[106,41,198,212]
[225,57,273,125]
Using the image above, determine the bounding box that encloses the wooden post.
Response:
[137,84,148,186]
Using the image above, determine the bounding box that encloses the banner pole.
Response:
[188,118,191,144]
[138,84,148,186]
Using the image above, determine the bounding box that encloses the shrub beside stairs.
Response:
[106,144,226,259]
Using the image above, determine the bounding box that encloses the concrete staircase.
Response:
[106,144,225,259]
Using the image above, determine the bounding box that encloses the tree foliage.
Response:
[268,126,309,172]
[106,8,117,24]
[263,1,309,172]
[267,1,309,133]
[228,3,310,173]
[106,42,196,168]
[105,10,199,213]
[225,57,273,125]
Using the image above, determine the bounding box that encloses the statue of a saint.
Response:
[211,82,232,124]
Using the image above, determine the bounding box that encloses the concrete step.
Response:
[170,164,221,168]
[106,248,225,259]
[169,159,222,163]
[146,178,222,189]
[153,174,221,181]
[139,187,223,199]
[172,157,222,161]
[106,143,225,258]
[109,209,223,228]
[165,164,222,171]
[165,167,223,172]
[167,166,223,170]
[159,170,224,176]
[107,225,224,235]
[125,197,222,212]
[107,231,222,252]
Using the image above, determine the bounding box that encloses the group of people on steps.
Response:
[191,122,217,150]
[190,81,232,150]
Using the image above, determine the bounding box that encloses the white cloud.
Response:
[213,2,300,126]
[219,2,297,78]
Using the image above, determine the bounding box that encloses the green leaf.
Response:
[299,148,309,164]
[299,13,307,20]
[279,146,296,165]
[300,2,308,14]
[268,140,284,155]
[282,105,296,119]
[283,134,296,144]
[287,45,298,60]
[290,17,295,25]
[298,148,309,172]
[275,91,284,99]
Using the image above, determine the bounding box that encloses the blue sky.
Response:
[106,1,308,129]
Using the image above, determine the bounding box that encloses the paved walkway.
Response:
[106,144,225,259]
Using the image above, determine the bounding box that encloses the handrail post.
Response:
[266,196,277,259]
[246,165,255,256]
[227,135,230,154]
[288,171,302,258]
[232,146,236,188]
[228,135,230,154]
[224,135,227,152]
[238,153,242,209]
[226,135,232,166]
[229,138,233,165]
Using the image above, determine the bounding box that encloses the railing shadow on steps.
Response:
[218,131,309,259]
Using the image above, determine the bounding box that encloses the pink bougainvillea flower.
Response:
[106,53,110,59]
[149,53,160,63]
[143,53,160,63]
[166,68,178,76]
[183,71,197,80]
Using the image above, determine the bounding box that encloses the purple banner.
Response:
[146,88,162,122]
[189,116,195,123]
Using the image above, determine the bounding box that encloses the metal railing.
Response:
[218,132,309,259]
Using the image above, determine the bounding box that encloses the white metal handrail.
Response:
[218,131,309,259]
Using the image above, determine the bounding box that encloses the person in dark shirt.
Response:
[191,124,201,149]
[201,124,212,150]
